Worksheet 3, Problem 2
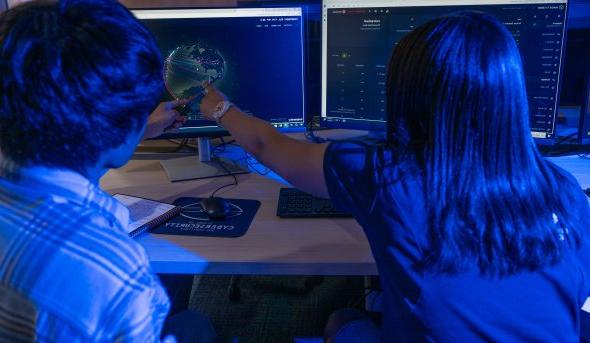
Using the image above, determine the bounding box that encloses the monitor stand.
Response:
[160,138,249,182]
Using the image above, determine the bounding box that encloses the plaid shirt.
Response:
[0,160,172,342]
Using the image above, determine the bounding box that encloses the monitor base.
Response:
[160,156,249,182]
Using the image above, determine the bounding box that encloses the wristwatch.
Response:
[211,101,232,124]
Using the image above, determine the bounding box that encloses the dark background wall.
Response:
[562,0,590,106]
[1,0,588,108]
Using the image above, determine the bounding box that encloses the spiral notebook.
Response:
[114,194,181,238]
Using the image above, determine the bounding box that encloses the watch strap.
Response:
[212,101,232,124]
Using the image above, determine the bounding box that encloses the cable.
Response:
[304,120,330,143]
[166,138,189,153]
[212,137,237,155]
[541,143,590,157]
[538,131,590,157]
[553,133,578,146]
[167,139,184,145]
[183,138,199,150]
[213,137,228,154]
[209,152,239,199]
[242,151,271,176]
[348,287,376,309]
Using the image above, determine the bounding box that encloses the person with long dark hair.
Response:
[199,11,590,342]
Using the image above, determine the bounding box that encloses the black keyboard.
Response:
[276,188,353,218]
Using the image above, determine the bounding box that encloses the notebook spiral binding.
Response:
[129,206,182,238]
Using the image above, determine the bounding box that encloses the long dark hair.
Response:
[386,11,587,275]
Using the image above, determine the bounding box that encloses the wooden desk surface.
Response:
[100,143,590,276]
[100,149,376,275]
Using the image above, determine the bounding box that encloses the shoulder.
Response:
[323,140,423,216]
[52,201,151,275]
[542,159,590,267]
[324,140,419,183]
[543,159,590,217]
[6,199,151,286]
[6,202,160,338]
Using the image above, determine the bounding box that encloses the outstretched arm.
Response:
[200,84,329,198]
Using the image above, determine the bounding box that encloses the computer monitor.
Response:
[132,7,306,181]
[321,0,569,142]
[560,28,590,107]
[134,7,306,136]
[579,75,590,144]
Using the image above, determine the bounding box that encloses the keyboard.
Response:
[276,188,353,218]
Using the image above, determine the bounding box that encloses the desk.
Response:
[100,145,590,276]
[100,147,376,276]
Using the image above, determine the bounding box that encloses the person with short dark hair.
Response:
[0,0,213,341]
[199,11,590,342]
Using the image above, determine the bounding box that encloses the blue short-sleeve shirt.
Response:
[323,141,590,342]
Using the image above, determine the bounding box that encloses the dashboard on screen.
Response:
[321,0,568,141]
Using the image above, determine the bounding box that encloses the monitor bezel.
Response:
[578,74,590,145]
[132,5,309,139]
[319,0,570,146]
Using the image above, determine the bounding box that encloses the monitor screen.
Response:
[321,0,568,140]
[133,7,306,137]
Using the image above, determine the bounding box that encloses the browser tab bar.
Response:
[134,7,302,20]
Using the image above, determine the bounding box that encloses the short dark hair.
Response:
[0,0,163,172]
[386,11,587,275]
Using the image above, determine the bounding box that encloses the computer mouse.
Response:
[200,197,230,220]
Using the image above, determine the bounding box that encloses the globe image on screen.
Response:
[163,44,226,100]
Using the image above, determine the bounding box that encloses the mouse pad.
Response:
[151,197,261,238]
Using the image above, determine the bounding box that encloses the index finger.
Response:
[167,97,195,110]
[202,80,213,92]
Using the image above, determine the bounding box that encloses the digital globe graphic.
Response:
[163,45,226,114]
